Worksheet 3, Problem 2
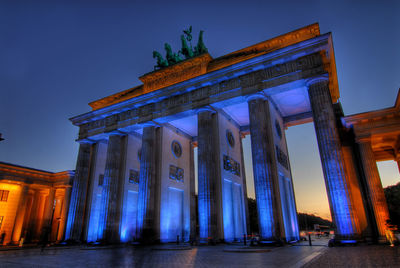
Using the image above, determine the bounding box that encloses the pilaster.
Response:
[239,133,250,236]
[189,141,196,241]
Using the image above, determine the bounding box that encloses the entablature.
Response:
[71,31,338,141]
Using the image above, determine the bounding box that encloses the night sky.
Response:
[1,0,399,220]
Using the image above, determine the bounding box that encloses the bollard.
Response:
[308,233,312,246]
[243,234,246,245]
[177,235,179,245]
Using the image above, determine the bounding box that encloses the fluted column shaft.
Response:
[98,134,125,242]
[137,126,160,242]
[43,189,56,228]
[65,142,94,241]
[197,110,220,241]
[59,187,71,241]
[357,138,390,238]
[248,96,280,240]
[308,78,357,238]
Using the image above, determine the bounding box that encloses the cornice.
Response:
[343,90,400,128]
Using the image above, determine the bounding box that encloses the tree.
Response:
[384,182,400,229]
[246,198,332,233]
[297,213,333,231]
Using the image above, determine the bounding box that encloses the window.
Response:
[0,190,9,202]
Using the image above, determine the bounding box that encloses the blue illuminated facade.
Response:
[65,24,384,246]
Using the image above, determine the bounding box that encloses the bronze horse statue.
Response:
[194,30,207,55]
[153,51,168,69]
[152,27,208,70]
[180,34,194,59]
[165,43,182,65]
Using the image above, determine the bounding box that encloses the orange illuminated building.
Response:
[0,162,73,245]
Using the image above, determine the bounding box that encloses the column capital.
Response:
[105,129,126,137]
[305,75,329,88]
[245,92,268,102]
[195,106,216,114]
[141,121,161,128]
[76,138,96,144]
[355,135,372,144]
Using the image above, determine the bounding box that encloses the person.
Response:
[40,226,50,252]
[0,232,5,245]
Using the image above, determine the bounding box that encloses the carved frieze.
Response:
[223,155,240,176]
[275,145,289,170]
[78,52,325,139]
[169,165,184,182]
[140,53,212,93]
[171,140,182,158]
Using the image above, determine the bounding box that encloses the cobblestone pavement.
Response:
[304,245,400,268]
[0,244,326,268]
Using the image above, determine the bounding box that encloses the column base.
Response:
[62,239,83,245]
[328,238,358,247]
[256,239,284,247]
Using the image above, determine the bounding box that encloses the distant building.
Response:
[0,162,73,245]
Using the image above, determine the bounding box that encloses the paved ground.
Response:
[304,244,400,268]
[0,244,326,268]
[0,237,398,267]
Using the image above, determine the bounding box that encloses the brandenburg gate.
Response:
[64,24,391,244]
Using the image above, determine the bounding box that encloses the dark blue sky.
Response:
[1,0,399,218]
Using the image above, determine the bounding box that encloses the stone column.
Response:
[357,137,390,238]
[197,108,222,242]
[247,94,281,241]
[20,192,34,242]
[26,190,42,241]
[341,145,367,237]
[98,133,126,243]
[65,141,94,241]
[307,77,357,239]
[11,185,29,243]
[59,187,71,241]
[42,189,56,229]
[136,126,160,242]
